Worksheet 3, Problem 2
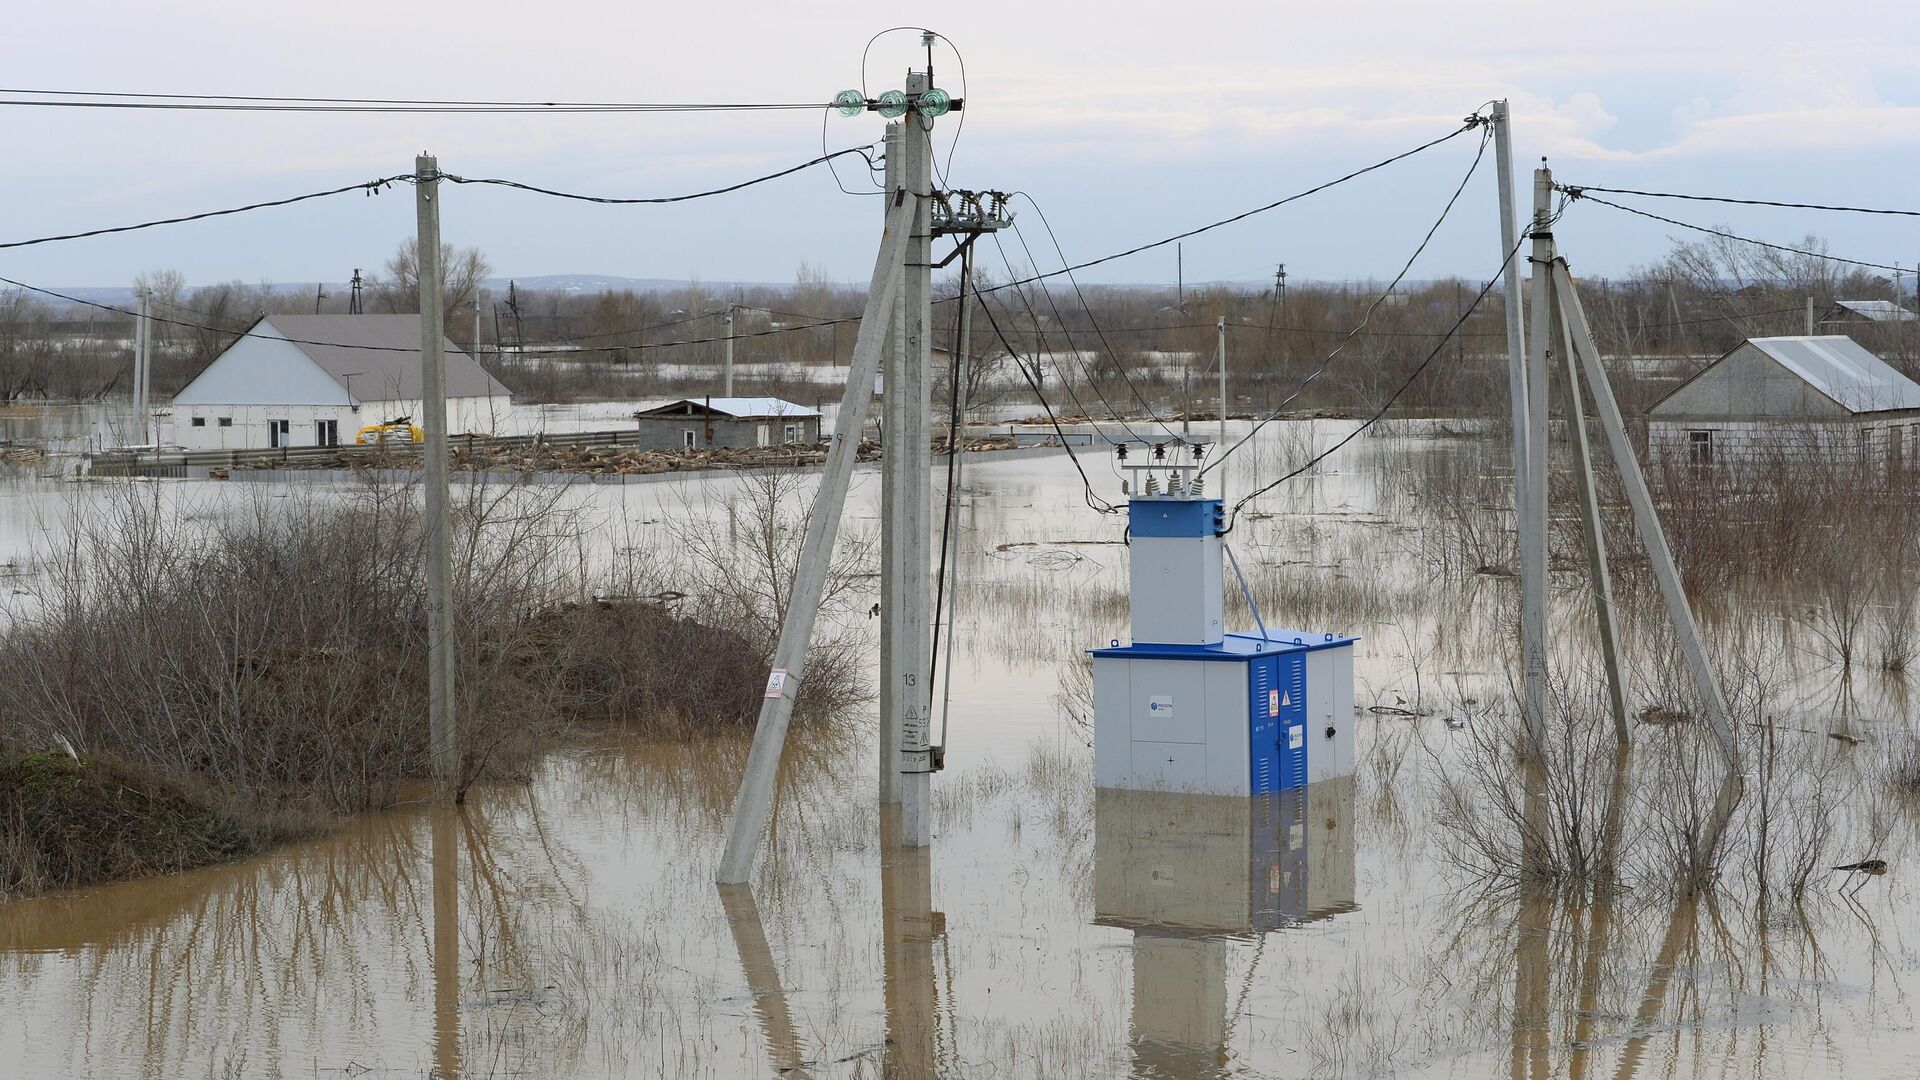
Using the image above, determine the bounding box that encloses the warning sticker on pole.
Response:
[764,670,789,699]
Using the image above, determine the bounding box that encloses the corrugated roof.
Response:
[1831,299,1917,322]
[1747,336,1920,413]
[635,397,821,419]
[260,314,512,401]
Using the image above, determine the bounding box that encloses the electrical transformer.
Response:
[1091,445,1357,796]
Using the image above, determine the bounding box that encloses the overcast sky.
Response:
[4,1,1918,294]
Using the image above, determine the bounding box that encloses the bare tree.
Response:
[372,240,491,332]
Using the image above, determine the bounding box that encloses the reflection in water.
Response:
[1093,779,1357,1077]
[717,884,812,1079]
[881,806,942,1079]
[431,806,463,1080]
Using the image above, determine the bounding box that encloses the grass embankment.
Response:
[0,477,861,900]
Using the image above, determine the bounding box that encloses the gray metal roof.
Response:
[1747,336,1920,413]
[260,314,512,402]
[635,397,821,419]
[1830,299,1917,322]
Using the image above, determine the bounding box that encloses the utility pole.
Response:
[880,123,904,810]
[415,152,457,798]
[895,70,936,848]
[132,289,150,446]
[723,302,737,396]
[314,283,327,314]
[717,195,915,884]
[1520,158,1552,757]
[1216,315,1227,497]
[1491,102,1540,754]
[1806,295,1815,336]
[472,299,483,360]
[349,268,364,314]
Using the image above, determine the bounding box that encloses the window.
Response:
[268,419,290,448]
[1688,430,1712,466]
[217,417,233,428]
[756,423,770,447]
[682,429,697,449]
[190,417,206,428]
[316,419,339,447]
[783,423,800,444]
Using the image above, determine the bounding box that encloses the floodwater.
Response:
[1,412,1918,1078]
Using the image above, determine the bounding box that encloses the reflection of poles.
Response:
[1610,771,1741,1080]
[880,806,939,1079]
[1569,749,1632,1080]
[1512,760,1551,1080]
[717,884,813,1079]
[430,806,463,1080]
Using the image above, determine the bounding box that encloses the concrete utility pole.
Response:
[132,290,150,446]
[1492,103,1537,729]
[723,303,737,396]
[879,124,904,808]
[894,74,937,848]
[415,153,457,797]
[1216,315,1227,496]
[717,194,915,885]
[1519,160,1552,756]
[1805,295,1815,336]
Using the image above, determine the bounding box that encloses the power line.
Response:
[976,299,1121,515]
[1560,190,1907,274]
[1206,122,1493,476]
[438,146,879,204]
[0,174,413,250]
[1009,199,1192,444]
[1554,183,1920,219]
[0,88,830,113]
[1223,234,1527,533]
[969,115,1488,300]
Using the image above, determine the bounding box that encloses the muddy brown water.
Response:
[1,419,1916,1078]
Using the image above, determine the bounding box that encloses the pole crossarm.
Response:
[717,194,916,885]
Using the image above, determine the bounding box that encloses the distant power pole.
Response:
[133,289,151,446]
[314,283,327,314]
[415,152,458,799]
[723,303,737,396]
[349,268,364,314]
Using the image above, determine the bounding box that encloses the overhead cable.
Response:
[1204,122,1493,475]
[1554,183,1920,219]
[1560,191,1907,274]
[0,175,412,250]
[971,114,1489,299]
[0,88,830,113]
[437,146,880,204]
[977,299,1122,515]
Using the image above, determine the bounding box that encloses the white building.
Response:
[1647,335,1920,476]
[158,314,513,450]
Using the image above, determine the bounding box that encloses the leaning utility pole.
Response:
[415,153,457,797]
[879,124,904,808]
[717,195,914,885]
[1526,163,1737,773]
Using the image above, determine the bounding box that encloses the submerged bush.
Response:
[0,473,865,898]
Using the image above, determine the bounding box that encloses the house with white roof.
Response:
[1646,335,1920,475]
[159,314,513,450]
[630,397,822,450]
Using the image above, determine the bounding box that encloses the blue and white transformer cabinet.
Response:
[1091,446,1357,795]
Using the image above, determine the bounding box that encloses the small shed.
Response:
[162,314,512,450]
[630,397,821,450]
[1646,335,1920,475]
